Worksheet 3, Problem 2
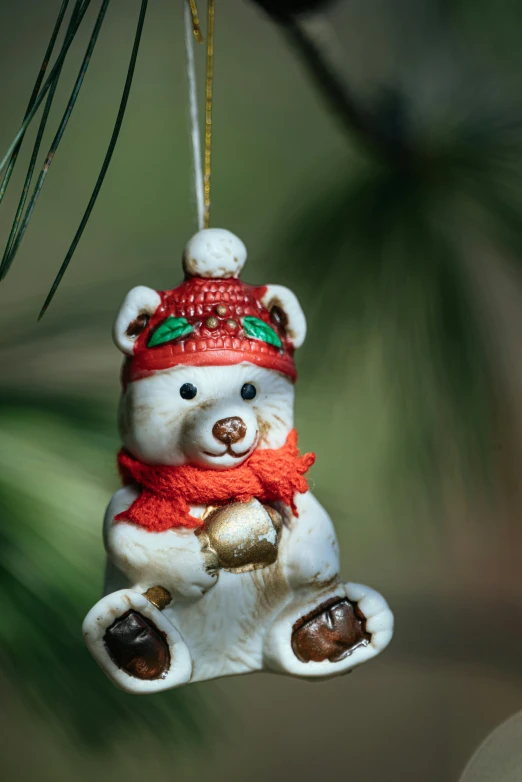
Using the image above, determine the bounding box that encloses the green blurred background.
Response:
[1,1,522,780]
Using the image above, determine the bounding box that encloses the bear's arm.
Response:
[280,490,341,590]
[103,486,219,600]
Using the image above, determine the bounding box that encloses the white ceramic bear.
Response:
[83,228,394,694]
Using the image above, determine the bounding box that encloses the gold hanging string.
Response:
[188,0,204,43]
[204,0,215,229]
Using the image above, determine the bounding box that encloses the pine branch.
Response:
[252,2,412,166]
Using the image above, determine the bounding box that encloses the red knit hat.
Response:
[122,229,298,384]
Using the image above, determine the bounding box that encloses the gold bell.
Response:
[196,499,283,573]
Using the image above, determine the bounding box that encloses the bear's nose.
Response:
[212,417,247,445]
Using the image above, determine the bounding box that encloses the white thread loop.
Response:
[184,0,204,231]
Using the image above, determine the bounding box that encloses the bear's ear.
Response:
[113,286,161,355]
[260,285,307,348]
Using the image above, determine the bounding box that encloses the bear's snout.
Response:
[212,417,247,445]
[180,402,258,468]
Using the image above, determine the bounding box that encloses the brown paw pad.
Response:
[104,610,170,680]
[291,598,371,663]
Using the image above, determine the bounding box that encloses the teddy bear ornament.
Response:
[83,228,394,693]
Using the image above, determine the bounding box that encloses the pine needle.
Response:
[0,0,92,178]
[0,0,70,204]
[0,0,110,280]
[1,1,84,273]
[39,0,149,319]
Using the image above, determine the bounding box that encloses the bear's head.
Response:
[113,229,306,470]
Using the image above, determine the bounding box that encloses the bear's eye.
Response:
[241,383,257,401]
[180,383,198,400]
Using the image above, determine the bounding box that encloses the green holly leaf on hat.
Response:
[242,317,282,348]
[147,316,194,348]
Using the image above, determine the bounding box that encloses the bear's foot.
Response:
[291,597,370,663]
[104,610,170,680]
[264,582,393,679]
[83,589,192,693]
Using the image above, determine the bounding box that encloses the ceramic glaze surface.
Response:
[83,228,394,694]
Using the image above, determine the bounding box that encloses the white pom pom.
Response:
[183,228,247,279]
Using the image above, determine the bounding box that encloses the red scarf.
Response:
[115,430,315,532]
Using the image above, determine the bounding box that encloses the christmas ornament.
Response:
[81,0,393,694]
[83,223,394,692]
[1,0,394,693]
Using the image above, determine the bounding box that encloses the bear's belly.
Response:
[166,549,291,682]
